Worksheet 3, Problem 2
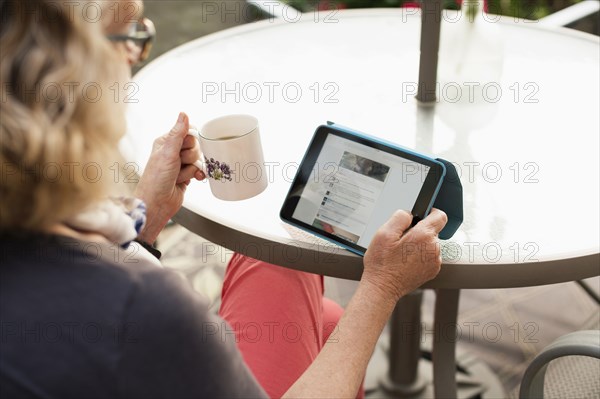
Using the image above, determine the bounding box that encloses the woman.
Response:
[0,0,447,397]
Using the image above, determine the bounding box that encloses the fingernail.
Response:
[177,112,185,124]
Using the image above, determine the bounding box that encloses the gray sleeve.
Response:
[116,267,267,399]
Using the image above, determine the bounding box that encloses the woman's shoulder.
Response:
[0,230,210,313]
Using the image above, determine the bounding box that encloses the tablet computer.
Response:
[280,123,446,256]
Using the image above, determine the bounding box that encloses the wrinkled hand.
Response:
[362,209,448,304]
[135,112,205,243]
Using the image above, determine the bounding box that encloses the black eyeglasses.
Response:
[107,18,155,65]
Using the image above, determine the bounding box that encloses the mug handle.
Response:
[186,127,206,173]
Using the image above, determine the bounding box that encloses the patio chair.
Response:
[519,326,600,398]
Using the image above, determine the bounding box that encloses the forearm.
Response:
[282,281,397,398]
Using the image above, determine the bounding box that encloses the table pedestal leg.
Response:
[433,289,460,398]
[366,288,505,399]
[379,290,428,396]
[416,0,443,103]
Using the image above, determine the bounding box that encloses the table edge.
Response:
[172,207,600,288]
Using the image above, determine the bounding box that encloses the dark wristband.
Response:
[134,239,162,260]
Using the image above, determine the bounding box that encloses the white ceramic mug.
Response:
[187,114,268,201]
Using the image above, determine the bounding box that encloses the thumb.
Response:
[167,112,190,141]
[417,208,448,235]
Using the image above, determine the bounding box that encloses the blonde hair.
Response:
[1,0,129,230]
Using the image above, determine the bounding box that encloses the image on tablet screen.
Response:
[339,151,390,183]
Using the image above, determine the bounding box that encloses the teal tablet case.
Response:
[433,158,463,240]
[326,121,463,240]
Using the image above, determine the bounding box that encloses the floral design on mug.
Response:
[205,156,232,181]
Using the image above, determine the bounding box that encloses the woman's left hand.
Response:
[135,112,205,243]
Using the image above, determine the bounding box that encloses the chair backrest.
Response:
[519,329,600,399]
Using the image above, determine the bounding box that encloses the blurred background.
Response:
[287,0,582,18]
[139,0,598,72]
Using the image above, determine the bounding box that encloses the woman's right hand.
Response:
[362,208,448,305]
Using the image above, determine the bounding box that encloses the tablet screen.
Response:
[283,128,444,253]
